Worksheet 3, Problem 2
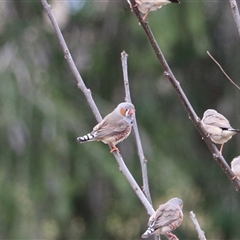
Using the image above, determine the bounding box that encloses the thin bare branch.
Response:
[189,211,207,240]
[228,0,240,38]
[207,51,240,90]
[121,51,153,205]
[40,0,155,216]
[121,51,131,102]
[40,1,100,121]
[128,0,240,192]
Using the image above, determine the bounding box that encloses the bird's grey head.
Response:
[203,109,217,119]
[116,102,135,124]
[168,197,183,207]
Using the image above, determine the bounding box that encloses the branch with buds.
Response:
[128,0,240,192]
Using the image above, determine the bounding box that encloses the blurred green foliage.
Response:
[0,0,240,239]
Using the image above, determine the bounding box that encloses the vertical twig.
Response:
[40,0,155,216]
[121,51,153,205]
[228,0,240,37]
[121,51,131,102]
[189,211,207,240]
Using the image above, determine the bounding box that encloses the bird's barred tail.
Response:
[141,226,154,239]
[77,133,95,143]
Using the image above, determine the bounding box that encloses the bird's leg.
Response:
[166,232,178,240]
[219,144,224,154]
[110,143,120,153]
[142,9,150,21]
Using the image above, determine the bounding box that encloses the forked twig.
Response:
[207,51,240,90]
[128,0,240,192]
[40,0,155,216]
[121,51,153,205]
[190,211,207,240]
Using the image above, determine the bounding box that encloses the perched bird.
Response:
[141,197,183,239]
[77,102,135,153]
[128,0,180,21]
[201,109,240,153]
[231,156,240,180]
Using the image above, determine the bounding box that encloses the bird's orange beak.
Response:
[129,109,135,115]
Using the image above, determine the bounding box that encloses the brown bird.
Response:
[141,197,183,239]
[77,102,135,153]
[201,109,240,153]
[231,156,240,180]
[128,0,180,21]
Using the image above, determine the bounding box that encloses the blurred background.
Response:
[0,0,240,239]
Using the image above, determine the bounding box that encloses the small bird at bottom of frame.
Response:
[141,197,183,239]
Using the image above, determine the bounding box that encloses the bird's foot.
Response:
[110,144,120,153]
[166,232,178,240]
[231,175,237,180]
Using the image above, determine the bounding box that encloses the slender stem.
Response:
[40,0,155,215]
[190,211,207,240]
[121,51,153,205]
[207,51,240,91]
[129,0,240,192]
[121,51,131,102]
[112,150,155,215]
[228,0,240,37]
